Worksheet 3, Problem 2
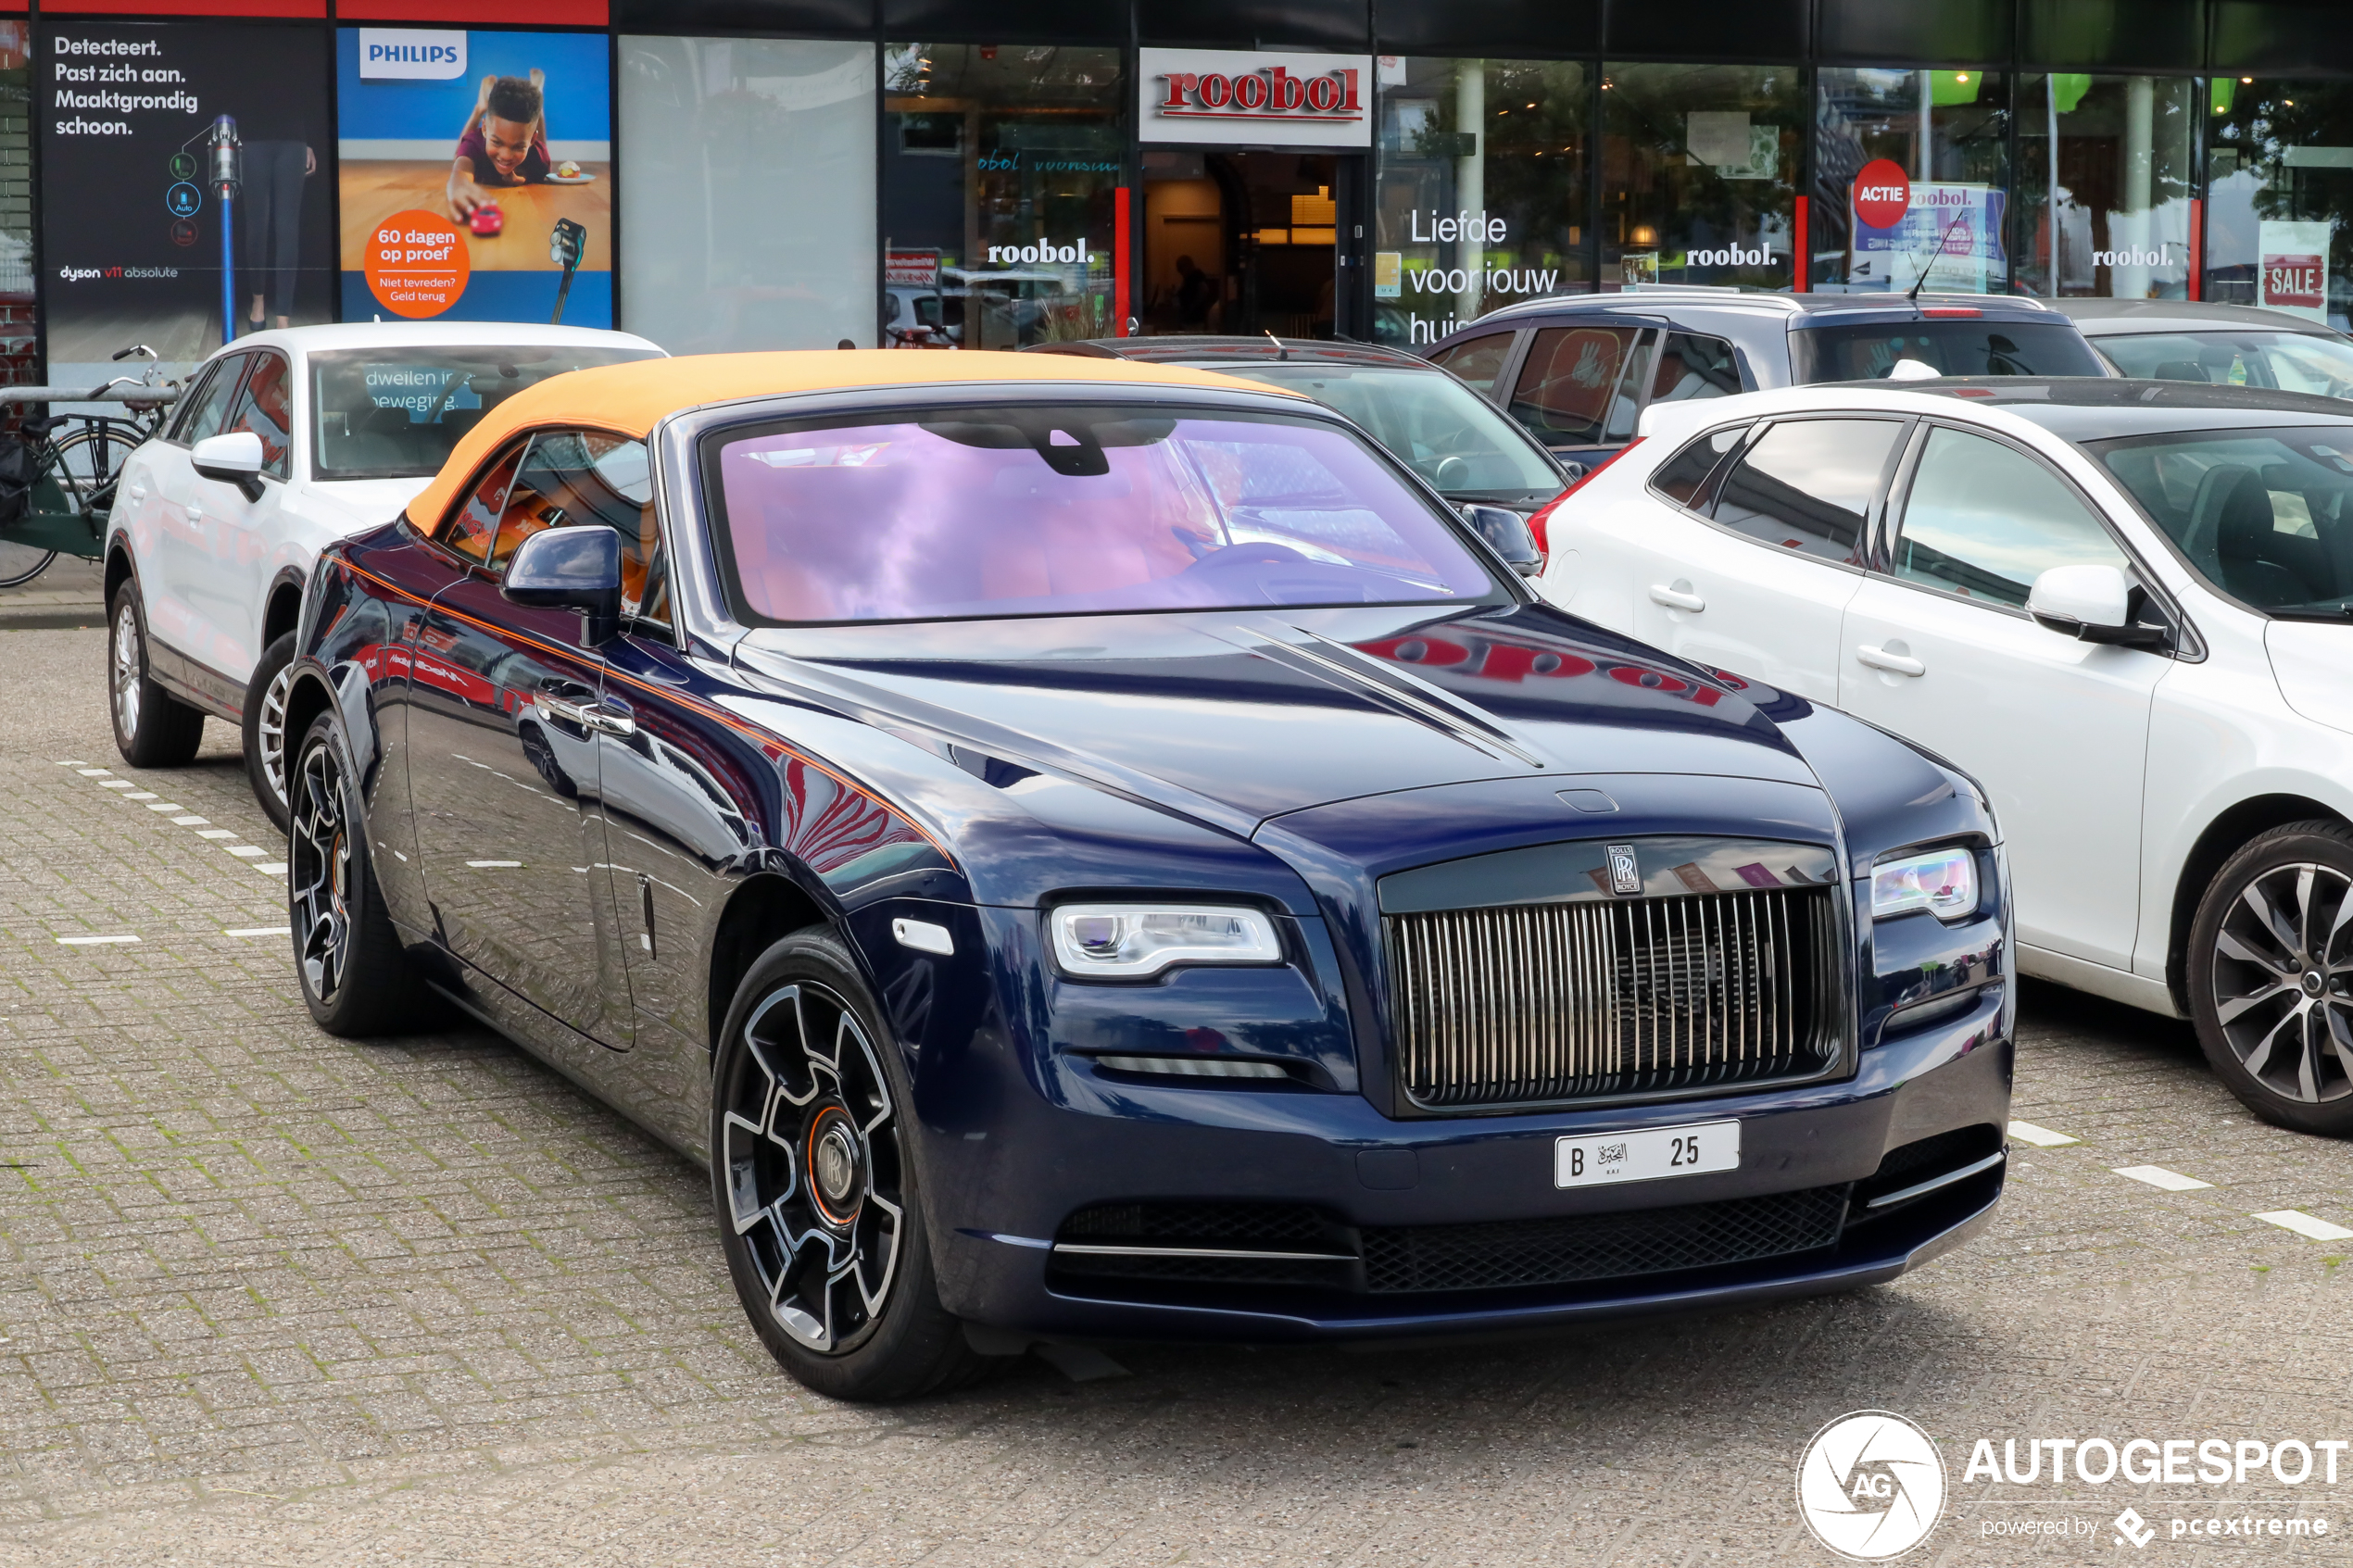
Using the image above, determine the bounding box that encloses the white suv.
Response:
[104,322,661,823]
[1535,377,2353,1135]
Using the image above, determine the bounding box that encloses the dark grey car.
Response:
[1426,290,2108,473]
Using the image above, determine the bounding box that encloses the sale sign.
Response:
[1852,159,1912,231]
[2259,220,2334,322]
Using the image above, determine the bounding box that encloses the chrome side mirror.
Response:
[503,526,623,646]
[1460,503,1544,578]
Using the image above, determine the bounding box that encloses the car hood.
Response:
[731,602,1819,836]
[293,475,437,531]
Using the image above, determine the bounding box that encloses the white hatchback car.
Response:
[104,322,662,823]
[1535,376,2353,1134]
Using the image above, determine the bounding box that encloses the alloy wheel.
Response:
[2209,861,2353,1104]
[111,600,143,740]
[289,738,353,1004]
[722,983,905,1355]
[256,662,295,813]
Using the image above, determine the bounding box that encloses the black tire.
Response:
[2188,820,2353,1136]
[107,580,204,769]
[711,930,984,1401]
[288,709,424,1036]
[241,631,297,832]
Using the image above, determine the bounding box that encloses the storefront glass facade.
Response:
[1372,57,1590,348]
[1602,63,1804,292]
[881,44,1126,348]
[11,4,2353,380]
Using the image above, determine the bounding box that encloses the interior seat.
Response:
[2209,469,2316,608]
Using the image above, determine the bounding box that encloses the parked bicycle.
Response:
[0,345,180,589]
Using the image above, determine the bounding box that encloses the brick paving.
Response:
[6,623,2353,1564]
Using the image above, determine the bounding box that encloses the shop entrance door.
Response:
[1142,151,1352,338]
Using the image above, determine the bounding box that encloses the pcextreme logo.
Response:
[1797,1411,1948,1561]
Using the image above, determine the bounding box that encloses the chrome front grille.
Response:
[1386,885,1844,1110]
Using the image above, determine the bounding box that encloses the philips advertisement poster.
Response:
[39,20,333,387]
[336,29,611,327]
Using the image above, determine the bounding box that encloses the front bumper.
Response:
[923,990,2010,1342]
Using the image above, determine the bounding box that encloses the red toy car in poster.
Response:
[467,203,504,237]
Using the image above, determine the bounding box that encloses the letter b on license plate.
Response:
[1554,1120,1741,1188]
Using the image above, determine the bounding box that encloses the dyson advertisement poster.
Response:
[39,20,333,385]
[335,28,612,328]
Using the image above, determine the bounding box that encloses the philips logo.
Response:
[358,30,466,81]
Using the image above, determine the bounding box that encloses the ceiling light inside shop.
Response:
[2244,77,2254,83]
[1632,225,1657,244]
[1955,73,1969,83]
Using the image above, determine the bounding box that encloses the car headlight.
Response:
[1870,847,1979,922]
[1049,904,1282,979]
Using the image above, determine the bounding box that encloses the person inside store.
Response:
[447,70,553,220]
[1176,255,1219,329]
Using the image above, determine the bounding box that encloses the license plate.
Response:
[1554,1120,1741,1189]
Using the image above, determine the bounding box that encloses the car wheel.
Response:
[108,581,205,769]
[288,709,423,1036]
[711,931,983,1401]
[242,631,297,832]
[2188,821,2353,1135]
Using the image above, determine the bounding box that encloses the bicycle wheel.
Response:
[0,540,54,589]
[46,426,111,522]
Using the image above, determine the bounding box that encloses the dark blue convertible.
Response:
[280,351,2011,1400]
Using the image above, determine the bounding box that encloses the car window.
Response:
[1890,426,2131,608]
[497,430,662,618]
[1215,363,1564,502]
[707,403,1504,626]
[1507,325,1645,445]
[1710,418,1904,565]
[437,445,523,567]
[1788,321,2106,382]
[309,345,661,482]
[1650,422,1753,508]
[2084,425,2353,615]
[2094,331,2353,400]
[1427,332,1516,397]
[1649,333,1742,403]
[174,356,245,445]
[220,352,293,481]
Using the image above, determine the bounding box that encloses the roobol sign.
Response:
[1139,47,1372,147]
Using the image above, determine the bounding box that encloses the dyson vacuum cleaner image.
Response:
[208,115,241,347]
[548,217,585,325]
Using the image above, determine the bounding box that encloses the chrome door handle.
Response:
[536,696,635,737]
[1856,644,1926,677]
[1647,582,1705,612]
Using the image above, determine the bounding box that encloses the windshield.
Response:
[706,403,1504,626]
[309,345,660,481]
[1790,320,2106,382]
[2083,424,2353,617]
[1214,364,1565,503]
[2094,332,2353,400]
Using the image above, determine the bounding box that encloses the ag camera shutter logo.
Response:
[1797,1411,1947,1560]
[359,30,466,81]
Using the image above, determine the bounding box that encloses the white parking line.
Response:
[2008,1121,2080,1148]
[2113,1165,2213,1192]
[466,860,522,869]
[195,829,236,840]
[172,816,208,826]
[56,759,85,766]
[225,846,267,859]
[254,862,286,875]
[145,803,185,812]
[97,780,133,790]
[56,935,138,946]
[2253,1210,2353,1242]
[75,768,110,776]
[123,791,157,800]
[223,927,291,938]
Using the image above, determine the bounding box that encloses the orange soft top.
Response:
[403,348,1306,537]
